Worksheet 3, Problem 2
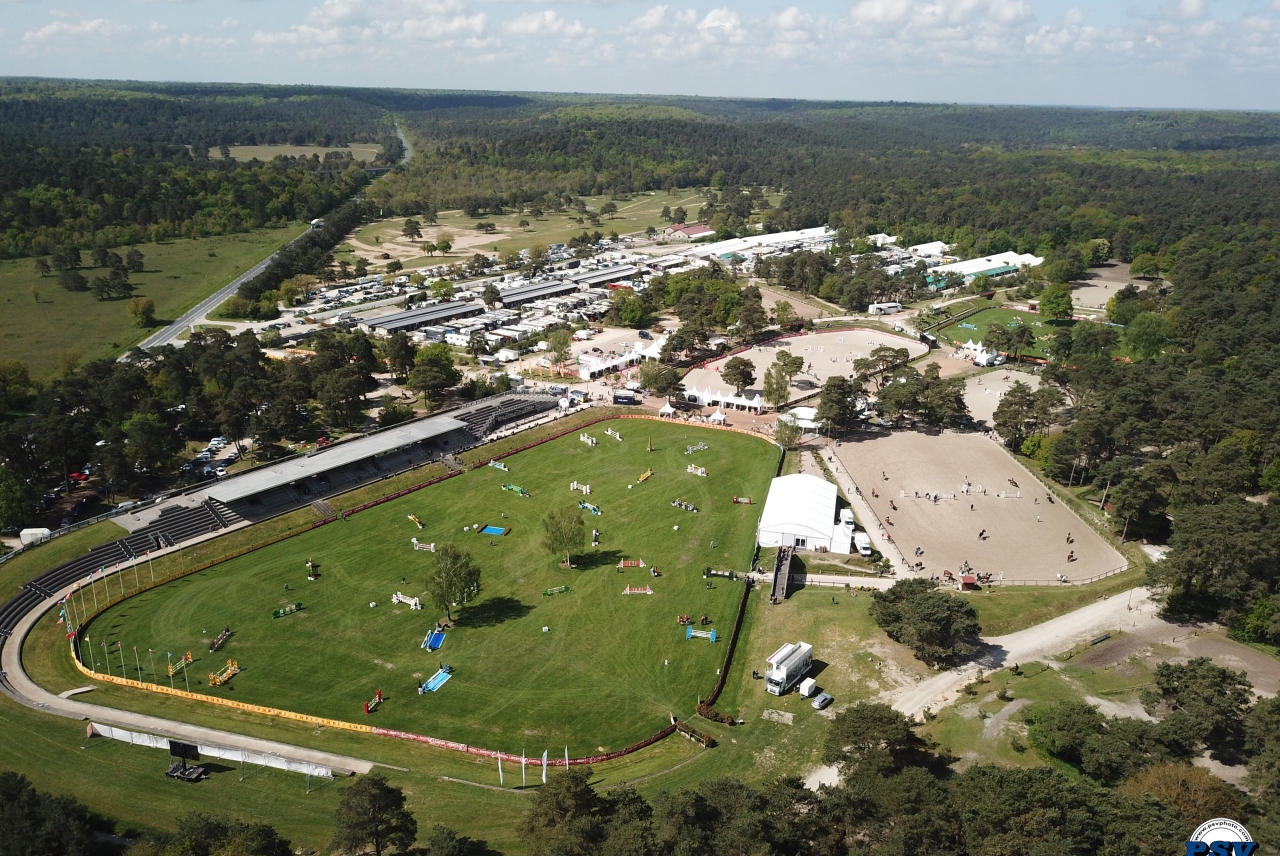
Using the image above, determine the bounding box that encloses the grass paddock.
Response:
[84,420,778,752]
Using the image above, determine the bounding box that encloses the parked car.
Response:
[638,330,652,339]
[811,692,834,710]
[214,468,228,478]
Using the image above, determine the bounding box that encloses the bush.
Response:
[696,703,735,725]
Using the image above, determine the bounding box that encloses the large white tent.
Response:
[756,473,854,553]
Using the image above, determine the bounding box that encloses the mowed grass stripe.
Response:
[87,420,778,751]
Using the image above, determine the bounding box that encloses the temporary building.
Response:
[659,401,677,417]
[757,473,855,553]
[709,409,727,424]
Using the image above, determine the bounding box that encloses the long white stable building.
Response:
[756,473,855,554]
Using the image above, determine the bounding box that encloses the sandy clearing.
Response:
[962,370,1043,426]
[833,431,1125,583]
[682,329,927,400]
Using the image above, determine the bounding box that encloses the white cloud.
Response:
[503,10,586,36]
[23,17,128,43]
[253,0,488,56]
[1161,0,1207,19]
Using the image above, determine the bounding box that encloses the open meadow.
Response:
[226,144,382,163]
[80,419,779,752]
[337,189,731,270]
[0,224,304,375]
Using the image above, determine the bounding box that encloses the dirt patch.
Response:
[804,764,840,790]
[761,709,795,725]
[1085,695,1154,720]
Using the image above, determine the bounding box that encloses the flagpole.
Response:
[133,646,143,681]
[565,746,569,770]
[149,649,156,684]
[498,756,504,786]
[147,551,155,584]
[542,749,548,784]
[92,573,99,610]
[117,642,126,676]
[133,562,141,592]
[79,637,89,670]
[102,642,110,676]
[182,661,190,693]
[167,653,173,689]
[521,751,526,788]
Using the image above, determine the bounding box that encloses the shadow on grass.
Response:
[582,549,623,571]
[456,596,533,628]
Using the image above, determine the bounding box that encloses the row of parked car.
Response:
[179,437,238,479]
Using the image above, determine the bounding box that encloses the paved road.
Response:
[132,226,313,352]
[889,586,1163,719]
[132,120,411,355]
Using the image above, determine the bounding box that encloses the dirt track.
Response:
[833,431,1126,583]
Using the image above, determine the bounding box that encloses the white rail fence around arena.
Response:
[88,723,335,782]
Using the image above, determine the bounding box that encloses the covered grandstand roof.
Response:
[204,416,466,504]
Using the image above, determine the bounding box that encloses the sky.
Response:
[3,0,1280,110]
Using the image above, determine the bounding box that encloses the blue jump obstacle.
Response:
[422,630,446,651]
[686,626,717,642]
[419,665,453,693]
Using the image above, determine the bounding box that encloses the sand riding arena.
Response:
[832,432,1126,585]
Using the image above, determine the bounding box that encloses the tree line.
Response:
[0,80,397,258]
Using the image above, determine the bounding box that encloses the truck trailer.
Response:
[765,641,813,696]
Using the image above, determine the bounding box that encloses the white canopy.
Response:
[684,385,763,411]
[779,406,820,430]
[709,409,727,423]
[659,401,676,416]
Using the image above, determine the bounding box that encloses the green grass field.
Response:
[0,521,127,601]
[227,144,382,163]
[0,225,304,375]
[82,420,778,752]
[936,307,1059,358]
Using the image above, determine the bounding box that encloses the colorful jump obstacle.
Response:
[684,442,708,455]
[209,659,239,687]
[732,496,754,504]
[364,689,383,715]
[422,630,446,650]
[638,468,654,482]
[392,591,422,610]
[306,558,318,580]
[605,428,623,441]
[419,665,452,694]
[408,513,423,529]
[580,501,601,515]
[686,626,717,642]
[272,602,303,619]
[591,528,600,547]
[542,585,570,597]
[489,460,509,472]
[617,558,647,569]
[687,464,707,477]
[412,538,436,552]
[209,627,232,653]
[569,481,592,495]
[580,433,598,447]
[671,498,699,513]
[167,651,193,677]
[623,585,654,595]
[501,483,531,497]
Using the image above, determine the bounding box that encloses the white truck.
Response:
[765,641,813,696]
[854,532,873,556]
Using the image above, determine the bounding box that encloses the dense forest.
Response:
[0,80,408,257]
